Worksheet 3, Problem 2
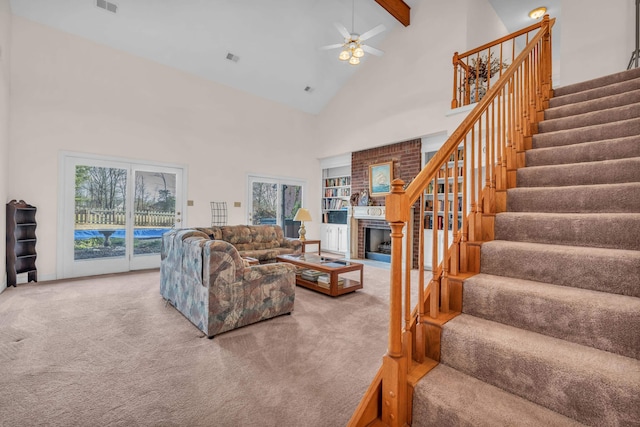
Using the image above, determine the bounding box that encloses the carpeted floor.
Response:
[0,264,425,427]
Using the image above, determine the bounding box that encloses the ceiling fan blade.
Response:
[334,22,351,39]
[362,45,384,56]
[320,43,345,51]
[359,24,386,41]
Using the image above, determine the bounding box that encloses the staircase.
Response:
[412,68,640,426]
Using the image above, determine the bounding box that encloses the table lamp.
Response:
[293,208,312,241]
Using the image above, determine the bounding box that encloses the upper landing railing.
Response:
[374,15,555,426]
[452,18,554,108]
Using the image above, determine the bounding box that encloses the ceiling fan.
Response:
[320,0,385,66]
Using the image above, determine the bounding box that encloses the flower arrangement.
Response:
[464,52,509,102]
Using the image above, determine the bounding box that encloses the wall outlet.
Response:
[234,202,241,207]
[187,200,194,206]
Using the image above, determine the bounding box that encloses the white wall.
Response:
[9,17,320,281]
[6,1,635,283]
[315,0,507,158]
[559,0,635,86]
[0,0,11,292]
[466,0,509,50]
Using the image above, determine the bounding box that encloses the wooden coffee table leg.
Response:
[331,271,337,295]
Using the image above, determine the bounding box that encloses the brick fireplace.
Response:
[351,139,422,268]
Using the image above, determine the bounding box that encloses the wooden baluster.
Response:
[495,92,506,213]
[451,146,460,276]
[499,42,504,79]
[465,57,471,106]
[404,219,413,369]
[507,75,516,188]
[541,15,553,104]
[474,52,480,103]
[415,193,426,363]
[442,160,450,313]
[404,218,411,331]
[430,176,439,319]
[527,50,535,134]
[500,85,506,186]
[460,135,468,273]
[487,46,492,94]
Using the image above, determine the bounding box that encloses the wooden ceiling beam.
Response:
[375,0,410,27]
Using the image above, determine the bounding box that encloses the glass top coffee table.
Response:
[276,253,363,297]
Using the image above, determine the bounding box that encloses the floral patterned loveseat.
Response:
[194,225,302,263]
[160,228,296,338]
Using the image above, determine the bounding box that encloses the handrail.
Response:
[376,15,554,426]
[452,18,551,108]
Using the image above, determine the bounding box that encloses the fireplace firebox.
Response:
[364,226,391,263]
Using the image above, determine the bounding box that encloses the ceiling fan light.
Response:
[339,50,351,61]
[353,47,364,58]
[348,56,360,66]
[528,6,546,19]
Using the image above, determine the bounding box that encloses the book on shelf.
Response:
[301,269,325,282]
[424,197,463,213]
[424,213,462,230]
[323,198,346,210]
[325,177,351,188]
[317,274,345,289]
[324,188,351,197]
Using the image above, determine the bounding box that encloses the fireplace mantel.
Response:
[353,206,386,220]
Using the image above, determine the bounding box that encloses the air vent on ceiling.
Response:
[225,52,240,63]
[96,0,118,14]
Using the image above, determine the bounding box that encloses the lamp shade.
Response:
[293,208,312,222]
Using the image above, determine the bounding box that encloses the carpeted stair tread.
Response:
[440,314,640,427]
[539,103,640,133]
[412,364,585,427]
[413,69,640,426]
[480,240,640,297]
[552,67,640,99]
[462,273,640,359]
[526,135,640,167]
[545,89,640,120]
[494,212,640,251]
[517,157,640,187]
[507,182,640,213]
[532,116,640,149]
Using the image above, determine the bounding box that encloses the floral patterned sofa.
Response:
[160,228,296,338]
[194,224,302,263]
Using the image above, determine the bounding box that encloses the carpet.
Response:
[0,264,424,427]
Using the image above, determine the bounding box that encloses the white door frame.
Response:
[57,152,187,279]
[246,174,306,227]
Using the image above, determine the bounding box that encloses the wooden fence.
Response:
[75,209,175,227]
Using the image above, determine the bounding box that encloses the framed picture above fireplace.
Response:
[369,161,393,196]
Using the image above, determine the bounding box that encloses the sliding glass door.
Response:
[60,154,184,278]
[247,176,303,238]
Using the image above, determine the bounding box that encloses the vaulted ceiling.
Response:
[9,0,560,114]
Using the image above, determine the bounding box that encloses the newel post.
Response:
[452,52,460,109]
[382,178,409,426]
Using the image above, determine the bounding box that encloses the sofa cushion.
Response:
[190,225,300,264]
[238,248,283,262]
[195,227,223,240]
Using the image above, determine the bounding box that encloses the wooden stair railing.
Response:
[348,15,555,427]
[452,17,554,109]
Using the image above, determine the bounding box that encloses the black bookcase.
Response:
[6,200,37,287]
